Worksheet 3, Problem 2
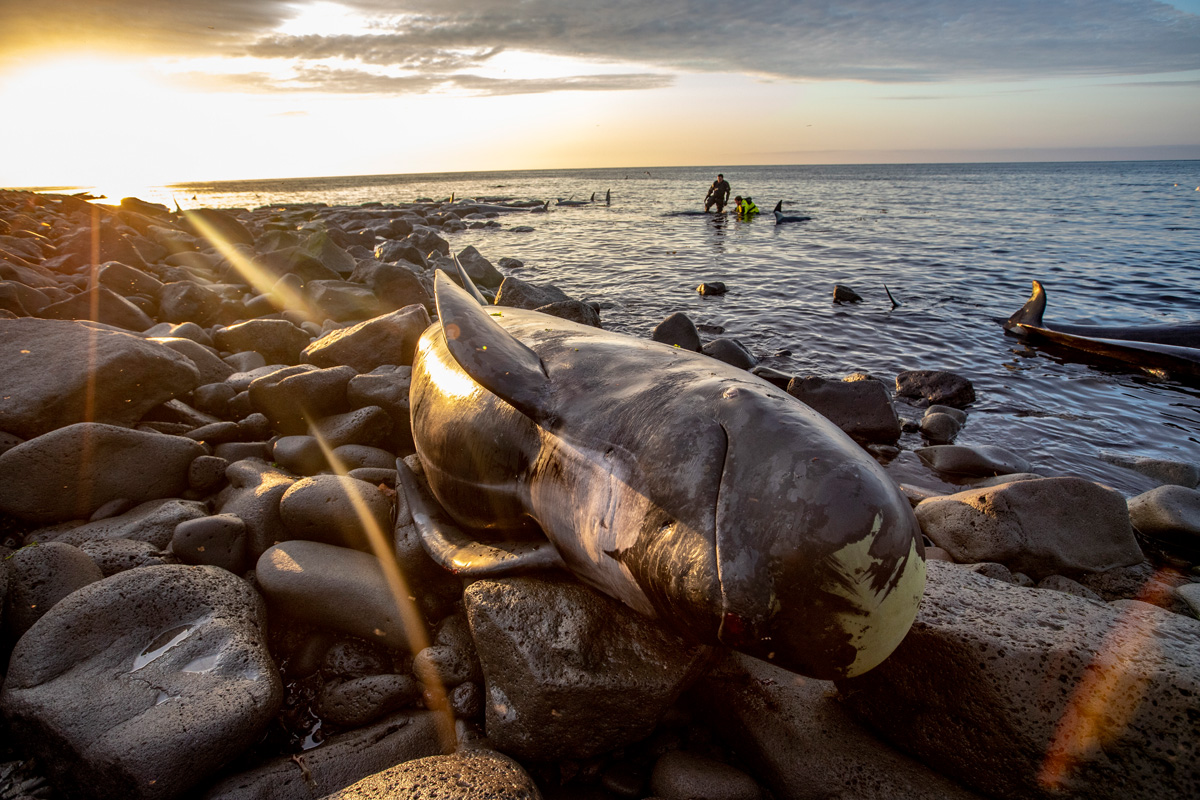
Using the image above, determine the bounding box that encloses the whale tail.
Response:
[1005,280,1048,333]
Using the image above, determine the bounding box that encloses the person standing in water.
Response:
[705,173,731,212]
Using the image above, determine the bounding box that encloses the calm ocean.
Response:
[99,162,1200,494]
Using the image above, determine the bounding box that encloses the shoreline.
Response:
[1,188,1198,800]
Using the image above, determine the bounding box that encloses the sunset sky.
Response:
[1,0,1198,188]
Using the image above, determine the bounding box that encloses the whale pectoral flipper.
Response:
[398,461,565,576]
[450,254,489,306]
[434,271,553,424]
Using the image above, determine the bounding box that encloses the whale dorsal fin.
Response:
[1005,280,1048,331]
[434,271,553,424]
[451,252,490,306]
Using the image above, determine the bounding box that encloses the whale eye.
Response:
[722,386,741,400]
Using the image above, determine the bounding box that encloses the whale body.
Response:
[1004,280,1200,379]
[407,271,925,679]
[773,200,811,225]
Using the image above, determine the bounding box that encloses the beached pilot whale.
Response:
[1004,280,1200,379]
[773,200,811,224]
[403,268,926,680]
[556,192,596,206]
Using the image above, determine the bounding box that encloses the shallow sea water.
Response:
[87,162,1200,496]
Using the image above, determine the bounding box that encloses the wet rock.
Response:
[749,365,792,389]
[452,245,504,289]
[1,565,282,800]
[256,539,414,647]
[322,749,540,800]
[374,239,426,267]
[786,375,901,444]
[213,319,312,366]
[1128,484,1200,555]
[301,230,357,276]
[916,444,1031,477]
[919,410,963,443]
[0,424,206,524]
[1179,583,1200,617]
[318,674,421,728]
[39,285,154,331]
[650,753,761,800]
[701,338,757,370]
[697,282,728,296]
[495,276,569,310]
[214,460,297,557]
[915,477,1142,580]
[450,682,482,719]
[180,207,256,247]
[171,513,248,573]
[1100,453,1200,488]
[531,299,599,328]
[837,560,1200,800]
[194,383,237,417]
[78,538,178,576]
[651,312,702,352]
[832,284,862,303]
[279,475,394,551]
[0,318,201,439]
[895,370,976,408]
[464,575,711,761]
[965,472,1044,488]
[4,541,104,638]
[45,498,209,549]
[313,406,393,450]
[248,364,356,436]
[301,305,431,372]
[964,561,1016,583]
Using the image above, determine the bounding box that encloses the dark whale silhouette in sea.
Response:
[773,201,811,224]
[1003,280,1200,379]
[402,266,926,680]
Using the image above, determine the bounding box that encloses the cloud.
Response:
[6,0,1199,90]
[194,65,672,96]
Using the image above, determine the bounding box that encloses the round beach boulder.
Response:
[0,564,282,800]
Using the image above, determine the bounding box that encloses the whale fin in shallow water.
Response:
[1004,280,1048,332]
[434,271,553,424]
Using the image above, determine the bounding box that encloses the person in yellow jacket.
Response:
[734,196,759,217]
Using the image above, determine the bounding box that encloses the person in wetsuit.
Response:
[705,173,731,212]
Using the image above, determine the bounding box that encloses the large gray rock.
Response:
[312,406,393,450]
[464,576,711,761]
[322,748,540,800]
[786,375,901,444]
[495,276,570,311]
[347,366,414,450]
[201,711,446,800]
[837,560,1200,800]
[307,279,388,321]
[1127,484,1200,553]
[214,460,297,557]
[649,750,763,800]
[248,364,356,436]
[0,424,206,523]
[158,280,223,325]
[279,475,394,551]
[1,565,283,800]
[4,541,104,639]
[651,311,702,351]
[0,318,201,439]
[38,285,155,331]
[42,498,209,549]
[213,319,312,366]
[915,477,1142,579]
[455,245,504,289]
[1100,453,1200,488]
[150,336,235,386]
[301,305,432,372]
[702,652,983,800]
[256,540,416,647]
[916,444,1032,477]
[895,370,976,408]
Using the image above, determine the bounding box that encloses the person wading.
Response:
[705,173,731,212]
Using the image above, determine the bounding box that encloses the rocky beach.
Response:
[0,187,1198,800]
